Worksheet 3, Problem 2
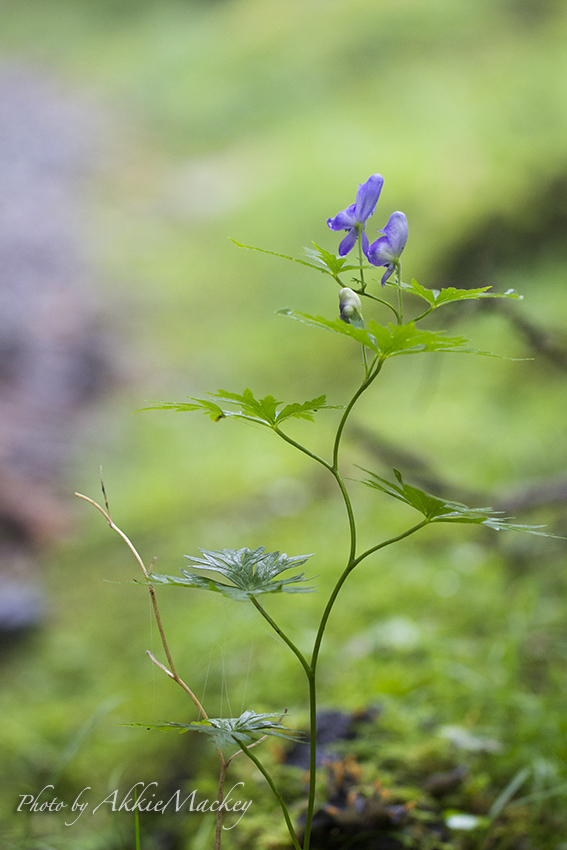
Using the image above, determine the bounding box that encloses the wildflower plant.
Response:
[78,174,561,850]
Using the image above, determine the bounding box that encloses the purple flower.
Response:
[366,211,408,285]
[327,174,384,256]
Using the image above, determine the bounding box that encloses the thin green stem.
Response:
[364,352,381,381]
[330,467,357,562]
[134,788,141,850]
[332,360,384,470]
[360,290,400,322]
[362,343,368,375]
[352,519,429,567]
[273,427,333,473]
[304,360,386,849]
[396,262,403,324]
[274,354,396,850]
[251,598,311,677]
[303,670,317,850]
[272,424,357,579]
[310,520,428,676]
[303,519,429,850]
[357,226,366,290]
[412,305,435,323]
[240,744,302,850]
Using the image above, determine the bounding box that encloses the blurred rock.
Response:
[0,65,111,640]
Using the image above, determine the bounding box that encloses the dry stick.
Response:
[226,734,270,766]
[100,465,111,518]
[215,759,229,850]
[210,733,270,850]
[210,734,272,848]
[75,493,208,716]
[75,492,230,850]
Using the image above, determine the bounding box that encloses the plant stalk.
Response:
[240,744,302,850]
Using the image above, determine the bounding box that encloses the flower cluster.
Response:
[327,174,408,285]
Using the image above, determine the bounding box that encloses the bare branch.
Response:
[75,492,211,721]
[99,466,111,519]
[146,650,174,679]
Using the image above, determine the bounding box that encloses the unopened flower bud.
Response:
[339,287,363,326]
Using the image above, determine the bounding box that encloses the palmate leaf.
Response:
[230,239,331,275]
[394,278,523,309]
[231,236,372,286]
[361,468,561,537]
[149,546,316,600]
[278,310,497,358]
[230,238,366,281]
[304,243,367,278]
[126,710,301,749]
[212,388,280,423]
[140,389,340,426]
[140,398,226,421]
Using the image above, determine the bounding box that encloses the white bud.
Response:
[339,287,363,325]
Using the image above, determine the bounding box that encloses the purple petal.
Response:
[381,264,395,285]
[361,230,369,256]
[366,234,393,267]
[354,173,384,223]
[338,227,358,256]
[327,203,356,232]
[381,211,408,256]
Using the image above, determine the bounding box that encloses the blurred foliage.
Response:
[1,0,567,848]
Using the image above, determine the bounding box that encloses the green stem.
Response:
[311,519,428,676]
[396,262,403,324]
[134,788,141,850]
[240,744,302,850]
[411,306,434,323]
[304,361,385,849]
[251,598,311,677]
[273,426,333,474]
[275,354,395,850]
[330,467,357,562]
[352,519,429,567]
[332,360,384,470]
[303,669,317,850]
[302,520,428,850]
[364,352,381,381]
[360,290,400,322]
[361,343,368,375]
[357,227,366,290]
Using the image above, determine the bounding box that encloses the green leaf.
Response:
[361,468,562,537]
[278,308,375,346]
[230,239,329,274]
[141,389,340,427]
[211,388,341,425]
[125,710,301,749]
[149,546,316,599]
[147,572,252,601]
[366,320,472,356]
[276,394,335,423]
[304,243,366,278]
[138,399,226,421]
[230,238,369,285]
[211,388,280,425]
[395,278,524,309]
[278,310,490,358]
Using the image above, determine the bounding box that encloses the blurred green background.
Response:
[1,0,567,847]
